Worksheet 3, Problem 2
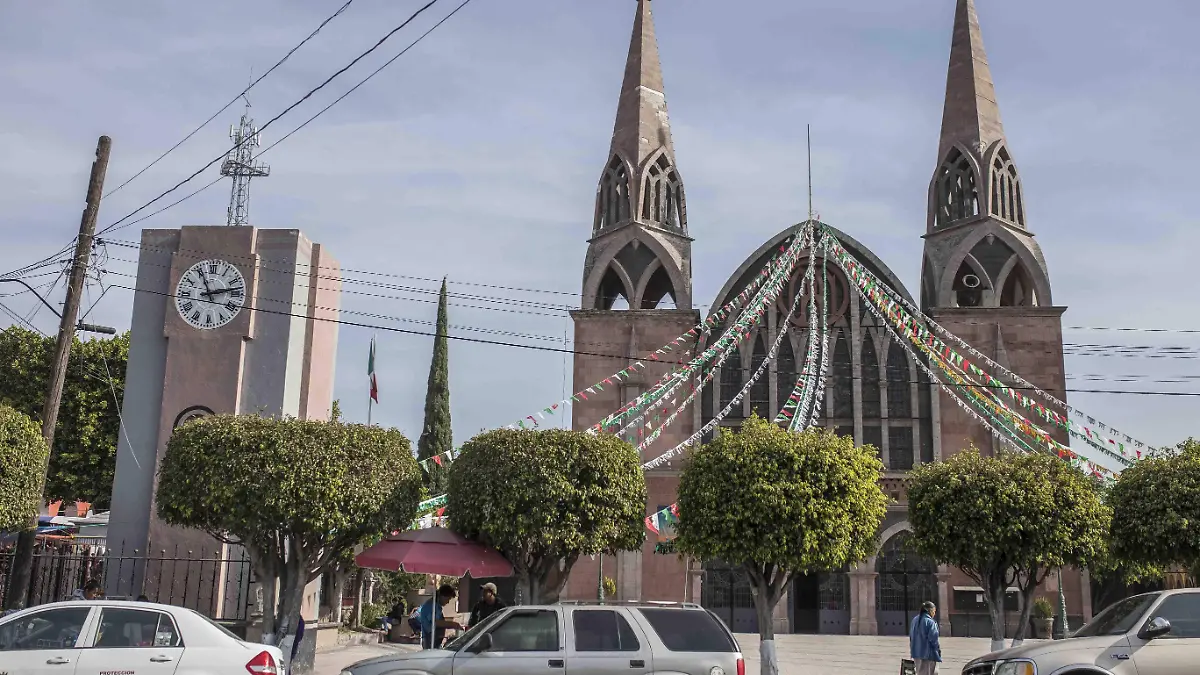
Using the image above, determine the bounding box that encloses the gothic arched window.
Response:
[861,334,881,419]
[641,155,684,231]
[776,331,797,417]
[935,148,979,228]
[886,340,911,418]
[990,147,1024,226]
[720,344,743,415]
[596,156,630,232]
[749,334,770,418]
[832,332,853,419]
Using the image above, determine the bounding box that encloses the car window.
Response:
[191,609,242,642]
[488,610,559,652]
[637,608,737,652]
[1146,593,1200,639]
[0,607,91,651]
[572,609,640,652]
[93,608,183,648]
[1072,593,1160,638]
[446,609,505,652]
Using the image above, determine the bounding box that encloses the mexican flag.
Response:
[368,335,379,403]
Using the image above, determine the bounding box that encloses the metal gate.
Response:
[701,563,757,633]
[875,532,937,636]
[791,569,850,634]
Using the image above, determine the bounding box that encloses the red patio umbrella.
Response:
[355,527,513,577]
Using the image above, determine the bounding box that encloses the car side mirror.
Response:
[468,633,493,654]
[1138,616,1172,640]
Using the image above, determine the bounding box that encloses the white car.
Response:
[0,599,285,674]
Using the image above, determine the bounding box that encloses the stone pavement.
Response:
[736,634,996,674]
[314,634,1001,674]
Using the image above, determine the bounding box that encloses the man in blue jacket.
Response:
[909,600,942,675]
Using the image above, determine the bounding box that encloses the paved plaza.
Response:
[315,634,1003,674]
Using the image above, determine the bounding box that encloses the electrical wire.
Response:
[100,280,1200,397]
[102,0,358,198]
[98,0,463,236]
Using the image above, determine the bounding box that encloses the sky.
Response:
[1,0,1197,468]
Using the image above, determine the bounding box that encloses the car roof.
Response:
[3,599,191,620]
[553,601,708,610]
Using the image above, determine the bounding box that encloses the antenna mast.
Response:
[220,92,270,226]
[807,124,814,223]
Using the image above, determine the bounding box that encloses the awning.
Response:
[355,527,513,577]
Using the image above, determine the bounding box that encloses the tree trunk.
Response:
[275,571,308,670]
[1011,568,1041,647]
[985,580,1007,653]
[352,570,365,627]
[744,563,786,675]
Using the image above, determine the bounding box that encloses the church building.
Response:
[564,0,1088,638]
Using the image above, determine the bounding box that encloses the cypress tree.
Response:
[417,278,452,494]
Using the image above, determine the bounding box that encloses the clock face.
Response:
[175,259,246,330]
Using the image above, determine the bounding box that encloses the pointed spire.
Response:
[937,0,1005,162]
[610,0,674,167]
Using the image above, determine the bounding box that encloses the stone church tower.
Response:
[565,0,701,602]
[920,0,1069,457]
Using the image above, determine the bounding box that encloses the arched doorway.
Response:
[875,531,937,636]
[701,561,757,633]
[791,566,850,634]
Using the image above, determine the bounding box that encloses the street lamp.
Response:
[0,278,117,334]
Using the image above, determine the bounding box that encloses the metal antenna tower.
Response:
[219,93,270,226]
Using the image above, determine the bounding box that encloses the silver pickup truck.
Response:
[962,588,1199,675]
[340,601,745,675]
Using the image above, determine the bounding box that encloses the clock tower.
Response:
[105,225,340,617]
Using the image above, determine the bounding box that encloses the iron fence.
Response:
[1,541,254,623]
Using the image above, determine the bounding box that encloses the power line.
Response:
[103,280,1200,398]
[102,0,357,198]
[98,0,463,236]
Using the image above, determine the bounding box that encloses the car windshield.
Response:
[1071,593,1161,638]
[443,609,505,652]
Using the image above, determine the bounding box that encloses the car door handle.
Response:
[548,659,565,668]
[630,659,645,668]
[46,656,72,665]
[150,654,175,662]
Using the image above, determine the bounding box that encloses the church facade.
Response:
[564,0,1090,638]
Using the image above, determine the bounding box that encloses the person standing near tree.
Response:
[909,601,942,675]
[468,583,506,629]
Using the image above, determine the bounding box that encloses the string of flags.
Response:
[603,229,815,445]
[827,235,1120,479]
[418,448,460,472]
[596,234,811,435]
[505,240,799,433]
[834,238,1156,458]
[639,258,815,462]
[644,503,679,538]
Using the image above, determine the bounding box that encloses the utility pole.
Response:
[4,135,111,610]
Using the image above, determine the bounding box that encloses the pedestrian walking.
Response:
[909,600,943,675]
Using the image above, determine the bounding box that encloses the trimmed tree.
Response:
[674,418,887,675]
[448,428,646,604]
[0,326,129,508]
[0,405,50,531]
[1109,439,1200,579]
[417,278,452,495]
[908,448,1108,651]
[157,415,421,647]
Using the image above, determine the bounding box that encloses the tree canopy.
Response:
[0,326,128,508]
[1109,439,1200,576]
[157,414,421,643]
[417,279,452,494]
[674,418,886,674]
[448,428,646,604]
[0,405,50,531]
[908,448,1109,648]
